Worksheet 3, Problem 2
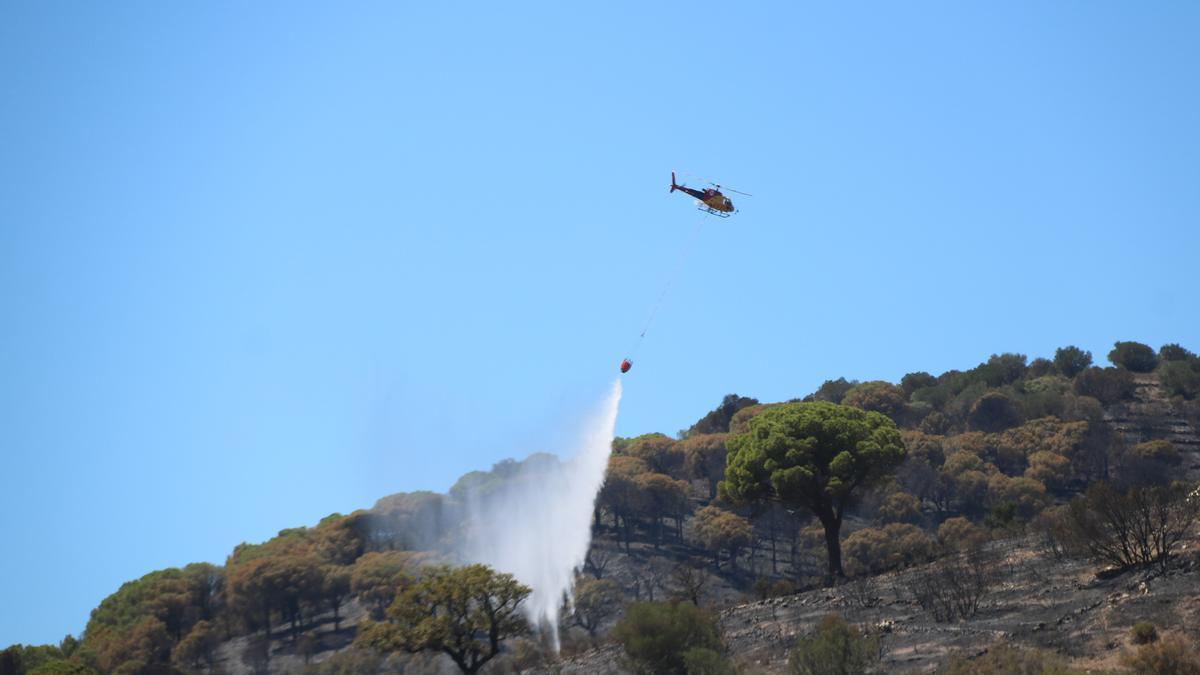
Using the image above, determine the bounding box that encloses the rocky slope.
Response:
[551,537,1200,674]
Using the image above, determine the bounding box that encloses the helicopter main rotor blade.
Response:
[678,169,753,196]
[712,183,753,197]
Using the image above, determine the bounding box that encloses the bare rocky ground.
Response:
[1109,373,1200,477]
[551,537,1200,674]
[209,507,1200,673]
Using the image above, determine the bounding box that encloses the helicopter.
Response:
[669,171,751,217]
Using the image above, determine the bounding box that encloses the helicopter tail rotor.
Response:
[670,171,677,193]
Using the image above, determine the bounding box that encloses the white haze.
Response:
[457,379,622,651]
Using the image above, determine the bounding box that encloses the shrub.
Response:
[913,386,955,414]
[1160,360,1200,400]
[680,647,736,675]
[1123,440,1183,486]
[919,410,950,435]
[877,492,923,525]
[1029,505,1083,560]
[788,614,877,675]
[1073,367,1136,405]
[770,579,796,597]
[976,353,1029,388]
[843,524,935,575]
[728,403,776,435]
[1159,344,1197,362]
[937,517,987,551]
[572,577,624,636]
[688,394,759,435]
[689,506,754,571]
[1124,633,1200,675]
[902,431,946,466]
[1054,346,1093,377]
[299,648,392,675]
[1066,482,1200,571]
[627,434,684,476]
[1027,357,1056,378]
[842,381,907,420]
[1131,621,1159,645]
[1109,341,1158,372]
[968,393,1022,433]
[1025,451,1072,491]
[840,575,881,609]
[986,474,1048,521]
[613,602,724,675]
[905,548,998,622]
[810,378,857,404]
[936,644,1070,674]
[901,371,938,397]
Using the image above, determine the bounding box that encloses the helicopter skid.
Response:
[698,206,733,218]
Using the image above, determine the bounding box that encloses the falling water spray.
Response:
[458,379,622,651]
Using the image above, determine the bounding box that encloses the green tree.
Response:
[689,506,754,571]
[974,353,1028,387]
[570,578,623,637]
[613,602,724,675]
[900,371,938,397]
[321,567,352,631]
[598,456,651,550]
[227,553,323,642]
[841,381,907,421]
[171,620,217,671]
[788,614,877,675]
[1160,360,1200,400]
[350,551,426,620]
[634,472,691,547]
[1159,343,1197,362]
[0,646,22,675]
[356,564,530,675]
[1026,357,1055,378]
[688,394,759,436]
[25,660,96,675]
[1109,341,1158,372]
[681,433,729,498]
[1053,346,1093,377]
[1074,367,1136,404]
[721,402,906,578]
[626,434,685,476]
[967,392,1022,432]
[809,378,857,404]
[81,564,223,673]
[313,513,368,566]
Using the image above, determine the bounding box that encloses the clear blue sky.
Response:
[2,1,1197,646]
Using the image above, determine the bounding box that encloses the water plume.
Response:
[456,379,621,650]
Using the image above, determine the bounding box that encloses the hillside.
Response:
[5,340,1200,675]
[550,536,1200,674]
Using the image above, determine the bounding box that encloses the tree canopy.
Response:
[356,564,530,675]
[721,402,905,577]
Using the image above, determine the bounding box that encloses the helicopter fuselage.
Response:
[675,185,735,213]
